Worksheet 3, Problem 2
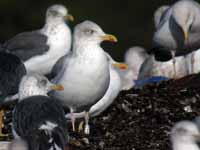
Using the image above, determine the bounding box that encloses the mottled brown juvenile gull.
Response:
[65,53,127,119]
[138,54,188,79]
[1,4,73,75]
[51,20,117,134]
[153,0,200,77]
[119,46,148,90]
[171,120,200,150]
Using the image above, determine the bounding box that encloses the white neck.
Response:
[73,39,101,56]
[45,17,64,25]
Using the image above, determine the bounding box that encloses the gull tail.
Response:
[27,125,68,150]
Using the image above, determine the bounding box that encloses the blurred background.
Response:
[0,0,192,60]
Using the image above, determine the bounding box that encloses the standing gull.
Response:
[171,120,200,150]
[153,0,200,77]
[12,74,68,150]
[119,46,148,90]
[65,53,128,119]
[1,4,73,75]
[52,20,117,134]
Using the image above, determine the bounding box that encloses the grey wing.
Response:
[50,52,72,79]
[156,7,171,30]
[2,30,49,61]
[154,5,170,29]
[138,56,155,80]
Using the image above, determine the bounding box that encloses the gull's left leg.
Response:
[84,111,90,134]
[171,51,177,78]
[191,52,195,74]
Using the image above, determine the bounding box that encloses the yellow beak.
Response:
[194,134,200,141]
[65,14,74,22]
[50,84,64,91]
[112,63,128,70]
[101,34,118,42]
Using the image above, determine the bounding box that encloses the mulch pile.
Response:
[2,74,200,150]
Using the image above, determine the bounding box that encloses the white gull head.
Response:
[19,73,64,100]
[171,120,200,150]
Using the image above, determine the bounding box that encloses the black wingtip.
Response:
[148,47,172,62]
[25,126,68,150]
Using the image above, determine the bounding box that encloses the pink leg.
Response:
[70,108,76,132]
[171,51,176,78]
[84,111,90,134]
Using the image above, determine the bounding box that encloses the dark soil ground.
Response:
[68,74,200,150]
[2,74,200,150]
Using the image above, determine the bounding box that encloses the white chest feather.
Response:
[53,45,110,109]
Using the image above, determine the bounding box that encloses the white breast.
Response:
[53,46,110,110]
[25,24,71,75]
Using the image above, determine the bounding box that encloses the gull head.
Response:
[125,46,148,69]
[73,20,117,45]
[19,73,64,100]
[46,4,74,23]
[171,121,200,149]
[172,1,195,43]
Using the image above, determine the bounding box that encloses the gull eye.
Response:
[40,79,47,86]
[176,128,187,134]
[84,29,95,35]
[49,10,58,16]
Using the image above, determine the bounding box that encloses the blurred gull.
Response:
[1,4,73,75]
[65,53,127,119]
[185,48,200,74]
[8,139,28,150]
[171,120,200,150]
[119,46,148,90]
[153,0,200,77]
[51,20,117,134]
[138,54,188,80]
